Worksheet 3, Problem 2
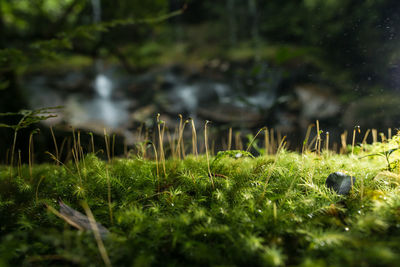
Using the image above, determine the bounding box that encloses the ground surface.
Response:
[1,140,400,266]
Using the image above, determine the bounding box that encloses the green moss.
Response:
[1,138,400,266]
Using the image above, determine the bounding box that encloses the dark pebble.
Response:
[326,172,356,195]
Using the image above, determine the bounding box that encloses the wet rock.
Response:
[325,172,356,195]
[197,103,264,127]
[55,71,92,93]
[156,82,224,116]
[295,84,341,120]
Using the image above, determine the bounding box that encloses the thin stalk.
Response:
[50,126,59,165]
[35,176,46,203]
[9,113,31,178]
[302,124,314,154]
[325,132,329,152]
[46,151,76,177]
[152,130,156,147]
[151,142,160,192]
[228,127,232,151]
[246,127,266,152]
[46,204,84,231]
[314,120,321,155]
[9,130,18,178]
[264,128,269,156]
[177,119,188,159]
[380,132,386,143]
[352,126,360,155]
[59,137,68,163]
[81,202,112,267]
[104,129,111,163]
[204,120,214,188]
[389,128,392,140]
[190,118,198,157]
[137,123,144,142]
[175,114,184,159]
[270,128,275,154]
[28,131,35,181]
[277,131,282,149]
[161,123,166,172]
[261,136,287,199]
[77,131,86,172]
[89,132,95,153]
[307,135,318,151]
[30,130,40,169]
[143,129,149,159]
[362,129,371,146]
[157,114,166,176]
[340,131,348,154]
[372,129,378,143]
[72,128,78,162]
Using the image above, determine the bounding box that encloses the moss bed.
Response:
[1,139,400,266]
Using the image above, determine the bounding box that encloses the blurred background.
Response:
[1,0,400,159]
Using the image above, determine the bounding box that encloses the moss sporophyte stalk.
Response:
[1,114,400,266]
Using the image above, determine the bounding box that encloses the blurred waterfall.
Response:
[90,0,111,100]
[83,0,129,128]
[94,74,112,99]
[91,0,101,23]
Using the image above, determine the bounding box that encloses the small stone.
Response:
[325,172,356,195]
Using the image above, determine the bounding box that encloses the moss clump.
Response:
[1,140,400,266]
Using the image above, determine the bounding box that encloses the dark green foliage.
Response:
[1,141,400,266]
[362,148,399,171]
[0,107,61,131]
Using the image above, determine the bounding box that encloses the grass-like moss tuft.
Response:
[1,136,400,266]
